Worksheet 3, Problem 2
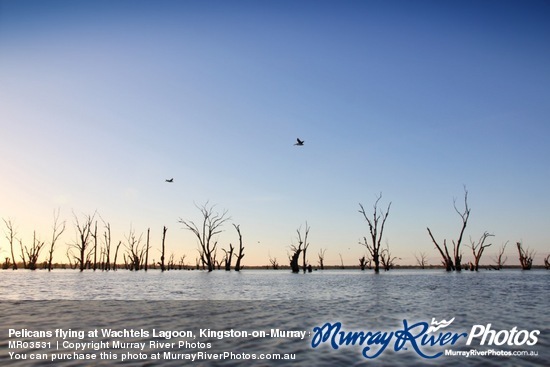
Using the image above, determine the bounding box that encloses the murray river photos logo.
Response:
[311,318,540,359]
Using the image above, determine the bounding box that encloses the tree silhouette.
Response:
[359,193,391,273]
[179,202,229,272]
[427,187,470,271]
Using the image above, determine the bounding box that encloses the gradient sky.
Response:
[1,0,549,267]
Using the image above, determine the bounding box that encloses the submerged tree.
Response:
[24,231,44,270]
[359,256,369,271]
[69,212,96,272]
[179,202,229,272]
[516,242,534,270]
[289,243,302,273]
[380,242,398,271]
[223,243,234,271]
[102,222,113,271]
[317,248,326,270]
[3,218,19,270]
[125,227,145,271]
[297,223,310,273]
[427,187,470,272]
[468,232,494,271]
[359,193,391,273]
[492,241,508,270]
[233,224,245,271]
[158,226,167,272]
[47,209,66,271]
[414,251,428,269]
[544,255,550,270]
[268,254,279,270]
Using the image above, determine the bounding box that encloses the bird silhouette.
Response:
[165,178,174,183]
[294,138,304,146]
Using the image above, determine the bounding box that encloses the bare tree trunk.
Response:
[380,242,397,271]
[414,252,428,269]
[125,227,144,271]
[318,248,326,270]
[92,221,98,271]
[427,187,470,272]
[517,242,534,270]
[3,219,19,270]
[113,240,122,270]
[268,254,279,269]
[492,241,508,270]
[359,256,368,270]
[25,231,44,270]
[298,222,310,273]
[159,226,167,272]
[223,244,234,271]
[70,212,96,272]
[289,244,302,273]
[103,222,112,271]
[359,193,391,273]
[233,224,245,271]
[48,209,66,271]
[468,232,494,271]
[179,202,229,272]
[144,228,150,271]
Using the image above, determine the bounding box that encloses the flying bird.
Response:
[165,178,174,183]
[294,138,304,146]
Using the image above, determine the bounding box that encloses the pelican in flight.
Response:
[165,178,174,183]
[294,138,304,146]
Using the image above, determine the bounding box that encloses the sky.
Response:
[1,0,549,267]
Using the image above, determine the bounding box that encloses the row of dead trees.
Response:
[427,186,543,271]
[1,202,246,272]
[285,189,547,273]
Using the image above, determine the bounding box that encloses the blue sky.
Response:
[1,0,549,267]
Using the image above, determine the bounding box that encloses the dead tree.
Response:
[3,257,11,270]
[317,248,326,270]
[233,224,245,271]
[178,255,186,270]
[91,221,98,271]
[427,187,470,272]
[544,255,550,270]
[179,202,229,272]
[112,240,122,270]
[492,241,508,270]
[125,227,145,271]
[47,209,66,271]
[102,222,112,271]
[359,193,391,273]
[223,244,234,271]
[468,232,494,271]
[339,253,345,269]
[3,219,19,270]
[18,238,27,269]
[414,252,428,269]
[359,256,369,270]
[70,212,96,272]
[168,253,175,270]
[25,231,45,270]
[269,254,279,270]
[144,228,150,271]
[289,243,302,273]
[516,242,534,270]
[380,243,397,271]
[297,223,310,273]
[158,226,167,272]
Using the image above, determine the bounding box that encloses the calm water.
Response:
[1,269,548,366]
